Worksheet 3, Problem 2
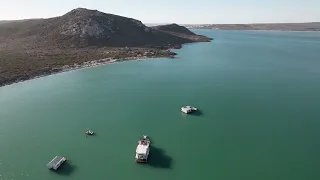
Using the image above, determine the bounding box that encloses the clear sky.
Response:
[1,0,320,24]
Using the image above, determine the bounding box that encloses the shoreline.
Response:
[189,28,320,33]
[0,54,175,88]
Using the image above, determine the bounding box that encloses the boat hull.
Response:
[136,159,147,163]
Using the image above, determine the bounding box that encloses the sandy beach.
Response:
[0,54,173,88]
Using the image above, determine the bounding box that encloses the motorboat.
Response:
[181,106,198,114]
[85,130,94,135]
[135,135,150,163]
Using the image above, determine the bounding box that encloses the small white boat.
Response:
[135,135,150,163]
[181,106,198,114]
[85,130,94,135]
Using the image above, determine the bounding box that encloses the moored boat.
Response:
[47,156,67,170]
[85,130,94,135]
[181,106,198,114]
[135,135,150,163]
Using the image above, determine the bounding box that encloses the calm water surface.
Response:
[0,30,320,180]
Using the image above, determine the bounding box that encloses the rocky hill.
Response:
[153,23,212,42]
[0,8,212,87]
[153,23,196,35]
[0,8,203,50]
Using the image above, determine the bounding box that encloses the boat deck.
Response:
[47,156,66,170]
[139,138,150,146]
[181,106,198,113]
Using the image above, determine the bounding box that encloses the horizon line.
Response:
[0,18,319,25]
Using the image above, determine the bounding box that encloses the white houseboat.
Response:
[135,135,150,163]
[181,106,198,114]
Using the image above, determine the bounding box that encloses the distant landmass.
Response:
[152,24,212,42]
[0,8,212,87]
[145,23,171,26]
[185,22,320,31]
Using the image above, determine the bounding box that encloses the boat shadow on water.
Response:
[55,161,77,176]
[181,110,204,117]
[86,133,96,138]
[145,146,173,169]
[190,110,204,116]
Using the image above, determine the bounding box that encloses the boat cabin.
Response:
[136,145,149,160]
[181,106,198,114]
